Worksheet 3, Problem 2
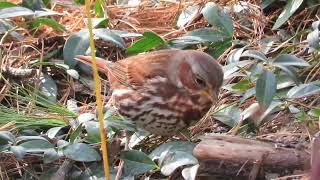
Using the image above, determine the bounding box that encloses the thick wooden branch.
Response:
[193,135,311,179]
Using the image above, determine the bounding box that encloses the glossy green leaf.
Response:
[177,5,200,28]
[287,83,320,99]
[272,0,304,30]
[34,8,63,17]
[84,121,101,143]
[93,29,126,49]
[241,50,268,62]
[309,108,320,117]
[240,88,256,103]
[208,40,232,59]
[256,70,277,109]
[182,164,199,180]
[39,73,58,103]
[213,105,242,127]
[70,125,82,143]
[307,29,320,51]
[127,32,165,55]
[63,30,90,68]
[10,146,26,160]
[0,2,17,9]
[149,141,197,176]
[32,17,66,32]
[274,65,300,85]
[272,54,310,67]
[227,47,244,63]
[84,18,108,28]
[173,28,230,45]
[0,131,15,144]
[201,2,233,36]
[223,60,253,79]
[94,0,104,18]
[44,148,59,163]
[19,139,54,152]
[232,79,251,91]
[64,143,101,162]
[22,0,47,10]
[16,136,49,143]
[160,151,198,176]
[46,126,63,139]
[149,141,196,161]
[261,0,276,9]
[0,7,34,19]
[121,150,158,176]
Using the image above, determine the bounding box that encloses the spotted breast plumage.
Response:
[74,49,223,136]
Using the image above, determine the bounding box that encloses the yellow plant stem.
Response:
[84,0,110,179]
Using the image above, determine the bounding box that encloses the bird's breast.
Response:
[110,77,212,135]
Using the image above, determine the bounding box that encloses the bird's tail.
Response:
[74,55,110,74]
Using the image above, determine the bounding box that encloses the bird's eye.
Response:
[195,76,205,87]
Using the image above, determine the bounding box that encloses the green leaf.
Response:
[66,69,79,79]
[94,0,104,18]
[0,131,15,145]
[63,30,90,68]
[149,141,197,176]
[227,47,244,63]
[0,19,24,40]
[44,148,59,163]
[213,105,242,127]
[223,60,253,79]
[84,121,101,143]
[173,27,230,45]
[161,151,198,176]
[121,150,158,176]
[32,17,66,32]
[10,146,26,160]
[272,54,310,67]
[241,50,268,62]
[208,40,232,59]
[274,65,300,85]
[232,79,251,91]
[182,164,199,180]
[16,136,49,143]
[149,141,196,160]
[261,0,276,9]
[84,18,108,28]
[73,0,85,5]
[22,0,49,10]
[0,7,34,19]
[39,73,58,103]
[240,88,256,103]
[201,2,233,36]
[287,83,320,99]
[309,108,320,117]
[177,5,200,28]
[127,32,165,55]
[93,29,126,49]
[34,9,63,17]
[272,0,304,30]
[0,2,17,9]
[70,125,82,143]
[46,127,63,139]
[307,28,320,51]
[64,143,101,162]
[19,139,54,152]
[241,101,282,125]
[256,70,277,109]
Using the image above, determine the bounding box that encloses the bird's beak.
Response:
[201,89,218,103]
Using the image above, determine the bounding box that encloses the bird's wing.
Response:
[74,50,179,90]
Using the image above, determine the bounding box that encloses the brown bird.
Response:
[74,49,223,136]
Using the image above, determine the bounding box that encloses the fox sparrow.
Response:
[74,49,223,136]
